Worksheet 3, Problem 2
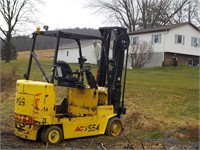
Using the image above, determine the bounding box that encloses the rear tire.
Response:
[41,126,62,144]
[105,117,122,136]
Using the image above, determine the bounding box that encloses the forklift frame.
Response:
[24,27,130,117]
[15,27,130,144]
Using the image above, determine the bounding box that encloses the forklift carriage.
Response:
[14,26,130,144]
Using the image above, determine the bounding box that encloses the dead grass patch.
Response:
[173,120,199,141]
[1,68,19,93]
[17,49,54,60]
[123,108,167,133]
[122,100,199,142]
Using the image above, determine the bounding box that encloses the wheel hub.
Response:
[49,130,59,143]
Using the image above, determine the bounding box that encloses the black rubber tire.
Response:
[41,126,63,144]
[105,117,123,137]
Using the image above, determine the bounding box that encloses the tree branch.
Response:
[0,37,6,43]
[162,0,188,25]
[0,27,7,37]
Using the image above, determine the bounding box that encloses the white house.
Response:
[129,22,200,67]
[58,40,113,65]
[58,40,102,64]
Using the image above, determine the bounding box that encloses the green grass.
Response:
[1,59,199,142]
[125,67,199,121]
[123,66,199,141]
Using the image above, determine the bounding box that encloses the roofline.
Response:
[129,29,170,35]
[128,22,200,35]
[188,22,200,31]
[59,40,101,50]
[165,51,200,57]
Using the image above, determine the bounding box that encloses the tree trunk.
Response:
[5,31,12,62]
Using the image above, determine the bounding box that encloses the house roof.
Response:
[59,40,114,50]
[129,22,200,35]
[59,40,101,49]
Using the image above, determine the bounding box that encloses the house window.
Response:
[187,59,193,66]
[152,34,161,43]
[191,37,200,47]
[131,36,139,45]
[175,34,185,45]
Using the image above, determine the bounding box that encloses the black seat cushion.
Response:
[55,61,79,84]
[62,75,79,82]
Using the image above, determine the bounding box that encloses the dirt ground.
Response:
[0,91,199,149]
[0,106,199,150]
[0,127,199,149]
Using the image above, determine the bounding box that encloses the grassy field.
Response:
[123,67,199,142]
[0,53,199,149]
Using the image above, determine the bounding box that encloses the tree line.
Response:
[3,28,100,52]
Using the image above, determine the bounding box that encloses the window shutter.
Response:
[151,35,154,43]
[198,38,200,47]
[136,36,139,44]
[175,34,178,44]
[182,35,185,45]
[159,34,161,43]
[191,37,194,46]
[132,37,135,45]
[130,37,133,44]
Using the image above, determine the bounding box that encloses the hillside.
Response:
[11,28,100,51]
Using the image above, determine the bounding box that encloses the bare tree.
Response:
[0,0,43,62]
[88,0,140,32]
[136,0,189,27]
[171,0,200,25]
[130,41,153,68]
[137,0,171,28]
[87,0,197,31]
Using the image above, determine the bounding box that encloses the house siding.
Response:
[144,52,164,68]
[129,32,166,67]
[58,42,101,64]
[129,23,200,68]
[130,32,165,53]
[164,25,200,56]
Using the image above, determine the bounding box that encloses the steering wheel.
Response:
[81,66,92,72]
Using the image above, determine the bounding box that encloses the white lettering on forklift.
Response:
[75,124,100,132]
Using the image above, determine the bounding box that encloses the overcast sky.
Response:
[0,0,109,38]
[36,0,105,30]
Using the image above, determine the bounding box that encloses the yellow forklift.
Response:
[14,26,130,144]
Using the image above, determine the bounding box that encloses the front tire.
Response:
[41,126,62,144]
[105,117,123,136]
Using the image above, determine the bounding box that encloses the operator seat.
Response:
[55,61,80,87]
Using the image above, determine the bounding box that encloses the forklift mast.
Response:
[97,27,130,117]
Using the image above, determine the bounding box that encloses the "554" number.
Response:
[75,124,100,132]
